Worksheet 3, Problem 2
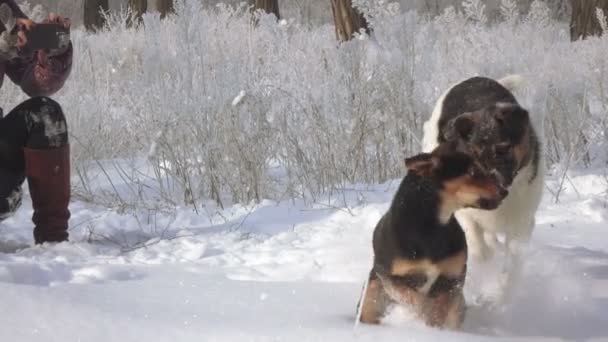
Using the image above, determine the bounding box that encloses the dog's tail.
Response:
[498,74,526,92]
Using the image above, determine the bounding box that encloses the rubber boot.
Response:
[24,144,70,244]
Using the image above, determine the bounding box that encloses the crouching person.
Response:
[0,10,72,244]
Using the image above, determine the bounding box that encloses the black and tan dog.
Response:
[358,142,507,329]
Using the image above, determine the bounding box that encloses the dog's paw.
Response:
[469,243,494,262]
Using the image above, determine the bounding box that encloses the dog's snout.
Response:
[478,198,500,210]
[499,188,509,199]
[476,183,508,210]
[490,169,508,188]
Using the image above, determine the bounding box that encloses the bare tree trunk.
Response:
[128,0,147,27]
[157,0,174,19]
[249,0,280,20]
[570,0,608,41]
[330,0,370,42]
[83,0,109,32]
[549,0,572,22]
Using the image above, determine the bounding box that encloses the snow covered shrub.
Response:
[12,1,45,22]
[0,0,604,212]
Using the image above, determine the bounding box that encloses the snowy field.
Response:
[0,1,607,341]
[0,169,607,341]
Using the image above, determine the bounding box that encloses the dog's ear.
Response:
[493,103,529,126]
[445,114,475,141]
[492,103,530,142]
[405,153,439,177]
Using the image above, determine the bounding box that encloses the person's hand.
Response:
[14,17,34,49]
[44,13,71,31]
[39,13,71,62]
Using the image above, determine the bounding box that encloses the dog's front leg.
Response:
[358,271,389,324]
[456,212,492,261]
[444,290,466,329]
[495,233,527,304]
[423,289,466,329]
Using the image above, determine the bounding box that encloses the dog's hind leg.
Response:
[358,271,389,324]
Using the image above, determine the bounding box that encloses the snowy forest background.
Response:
[19,0,574,26]
[0,1,603,212]
[0,0,605,230]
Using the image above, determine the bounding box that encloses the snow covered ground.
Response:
[0,169,606,342]
[0,2,605,341]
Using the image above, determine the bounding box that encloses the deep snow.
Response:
[0,170,607,341]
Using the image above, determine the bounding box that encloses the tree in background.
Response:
[83,0,108,31]
[157,0,174,19]
[570,0,608,41]
[569,0,607,166]
[127,0,147,27]
[249,0,280,20]
[330,0,370,42]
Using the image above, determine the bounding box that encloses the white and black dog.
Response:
[421,75,544,282]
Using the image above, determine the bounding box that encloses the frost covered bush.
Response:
[21,0,572,28]
[0,0,605,210]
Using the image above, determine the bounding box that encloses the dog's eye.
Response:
[495,143,511,156]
